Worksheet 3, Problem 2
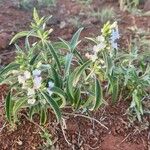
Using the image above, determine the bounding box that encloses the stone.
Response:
[0,33,11,50]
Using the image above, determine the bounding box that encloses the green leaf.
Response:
[112,78,119,103]
[10,31,29,44]
[5,91,13,122]
[59,38,71,51]
[109,76,119,103]
[29,53,39,65]
[85,37,97,44]
[51,86,66,108]
[73,60,91,86]
[132,90,143,114]
[92,78,103,110]
[51,67,61,88]
[67,73,75,99]
[64,53,73,76]
[82,96,94,109]
[40,107,47,125]
[74,87,81,110]
[29,106,35,120]
[41,91,61,122]
[74,49,84,65]
[66,78,74,104]
[33,8,40,23]
[53,41,69,50]
[70,28,83,52]
[0,63,19,77]
[13,98,27,122]
[46,42,61,71]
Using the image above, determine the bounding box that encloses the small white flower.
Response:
[28,98,36,105]
[96,35,105,42]
[18,75,26,84]
[33,69,41,77]
[93,45,99,53]
[48,81,54,88]
[27,88,35,96]
[24,71,31,79]
[47,81,54,96]
[33,76,42,89]
[110,21,117,29]
[99,59,105,64]
[93,43,106,53]
[91,54,97,62]
[85,53,91,59]
[22,82,28,89]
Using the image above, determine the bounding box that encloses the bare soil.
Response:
[0,0,150,150]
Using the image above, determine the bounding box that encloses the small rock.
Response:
[60,21,67,29]
[47,17,60,26]
[16,140,23,146]
[0,33,11,50]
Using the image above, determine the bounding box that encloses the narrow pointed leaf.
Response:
[59,38,71,51]
[5,91,12,122]
[93,78,103,110]
[0,63,19,77]
[70,28,83,52]
[46,42,61,71]
[64,53,73,76]
[73,60,91,86]
[40,108,47,125]
[51,66,61,88]
[41,91,61,122]
[51,86,66,108]
[13,98,27,122]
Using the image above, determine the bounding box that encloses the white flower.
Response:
[27,88,35,96]
[93,43,106,53]
[47,81,54,96]
[33,69,41,77]
[99,59,105,64]
[33,76,42,89]
[24,71,31,79]
[85,53,91,59]
[93,45,99,53]
[110,21,117,29]
[28,98,36,105]
[18,75,26,84]
[91,54,97,62]
[96,35,105,42]
[48,81,54,88]
[22,82,28,89]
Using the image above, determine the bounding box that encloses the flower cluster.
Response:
[110,26,120,49]
[86,35,106,62]
[86,22,120,62]
[18,69,42,105]
[33,69,42,89]
[17,68,55,105]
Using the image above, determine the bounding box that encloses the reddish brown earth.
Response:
[0,0,150,150]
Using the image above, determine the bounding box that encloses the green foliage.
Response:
[90,7,116,23]
[86,21,150,121]
[15,0,56,10]
[119,0,142,13]
[1,9,103,126]
[1,9,149,129]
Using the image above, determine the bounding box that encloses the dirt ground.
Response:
[0,0,150,150]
